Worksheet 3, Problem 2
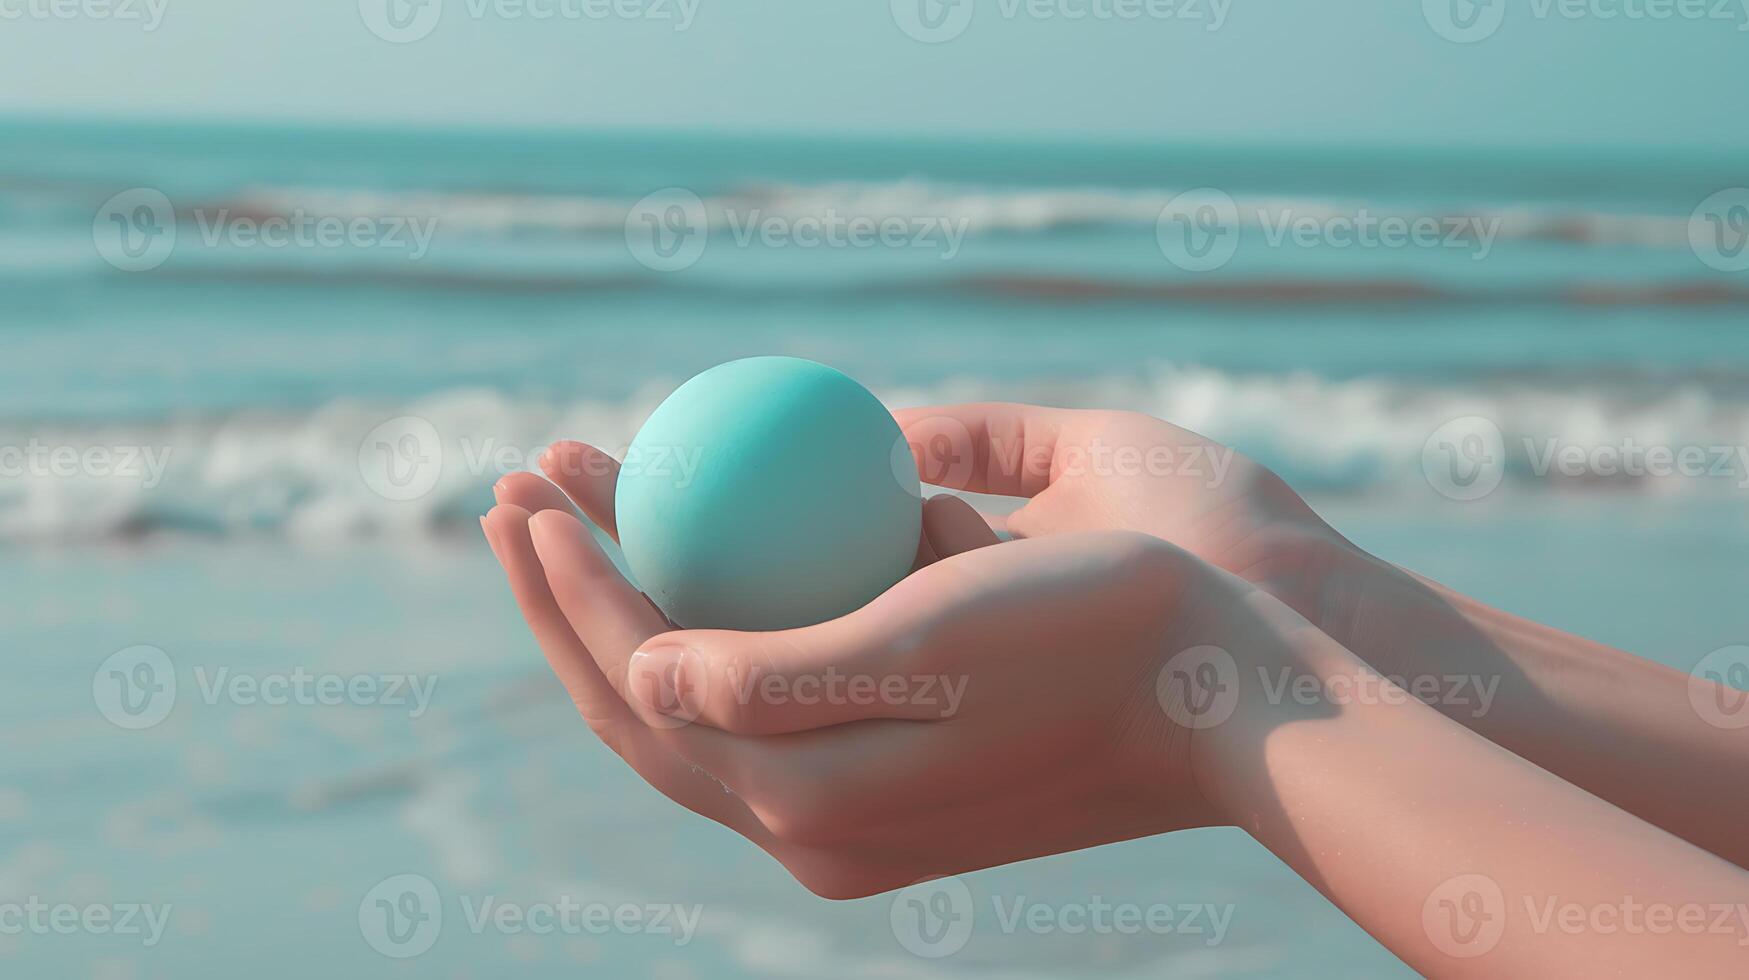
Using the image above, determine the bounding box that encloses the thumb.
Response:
[627,620,953,735]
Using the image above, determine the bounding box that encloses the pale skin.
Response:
[483,403,1749,978]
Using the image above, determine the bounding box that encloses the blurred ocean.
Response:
[3,120,1748,978]
[4,120,1749,541]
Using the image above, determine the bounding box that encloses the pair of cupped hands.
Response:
[483,403,1377,899]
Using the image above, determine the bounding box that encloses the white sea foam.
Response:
[222,180,1699,248]
[4,367,1746,543]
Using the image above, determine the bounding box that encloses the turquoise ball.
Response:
[615,357,922,631]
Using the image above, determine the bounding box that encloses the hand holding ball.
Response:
[615,357,922,630]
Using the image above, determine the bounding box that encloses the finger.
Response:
[638,531,1196,739]
[923,494,1002,559]
[620,535,1003,737]
[524,508,677,724]
[485,506,771,838]
[625,621,950,736]
[483,504,625,729]
[521,507,809,825]
[539,440,620,541]
[493,470,575,516]
[527,507,939,735]
[894,402,1079,497]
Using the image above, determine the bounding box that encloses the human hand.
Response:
[486,435,1749,979]
[892,405,1749,874]
[896,403,1359,629]
[484,446,1343,898]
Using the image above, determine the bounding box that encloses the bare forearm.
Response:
[1321,549,1749,868]
[1198,633,1749,978]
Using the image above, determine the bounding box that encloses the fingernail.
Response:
[628,645,693,717]
[481,516,503,562]
[491,477,510,504]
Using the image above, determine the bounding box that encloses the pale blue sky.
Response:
[2,0,1744,147]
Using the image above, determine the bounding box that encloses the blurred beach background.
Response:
[4,2,1749,977]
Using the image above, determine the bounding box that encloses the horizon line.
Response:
[4,110,1748,160]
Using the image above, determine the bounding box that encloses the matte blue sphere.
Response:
[615,357,922,630]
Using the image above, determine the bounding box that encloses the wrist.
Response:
[1303,537,1466,682]
[1146,569,1378,829]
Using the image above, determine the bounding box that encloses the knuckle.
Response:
[1113,531,1189,580]
[778,859,873,901]
[758,781,853,847]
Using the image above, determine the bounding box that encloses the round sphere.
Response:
[616,357,921,631]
